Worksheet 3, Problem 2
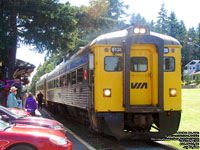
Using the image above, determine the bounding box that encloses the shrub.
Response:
[184,75,191,85]
[195,74,200,85]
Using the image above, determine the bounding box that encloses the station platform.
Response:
[35,109,96,150]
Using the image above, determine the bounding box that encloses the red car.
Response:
[0,105,65,133]
[7,108,31,117]
[0,119,72,150]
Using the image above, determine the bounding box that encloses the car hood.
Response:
[7,108,30,117]
[13,116,63,127]
[6,124,65,138]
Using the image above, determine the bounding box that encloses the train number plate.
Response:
[111,47,123,53]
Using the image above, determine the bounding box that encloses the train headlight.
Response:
[169,88,177,97]
[103,89,111,97]
[133,28,140,34]
[140,28,146,34]
[133,26,149,35]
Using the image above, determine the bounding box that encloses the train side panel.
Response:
[46,59,91,109]
[46,86,90,108]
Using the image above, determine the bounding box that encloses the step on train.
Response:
[36,25,182,139]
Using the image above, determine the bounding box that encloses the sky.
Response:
[16,0,200,78]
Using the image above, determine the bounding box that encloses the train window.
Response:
[37,85,43,90]
[77,68,83,84]
[48,81,53,89]
[63,75,66,86]
[89,70,94,84]
[51,80,54,88]
[104,56,122,72]
[54,80,56,88]
[66,73,70,86]
[52,81,54,89]
[164,57,175,72]
[71,71,76,85]
[47,81,50,89]
[130,57,148,72]
[56,78,59,87]
[60,76,63,87]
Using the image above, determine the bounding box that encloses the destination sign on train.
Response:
[111,47,123,53]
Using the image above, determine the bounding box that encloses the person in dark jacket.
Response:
[37,91,43,109]
[25,92,37,116]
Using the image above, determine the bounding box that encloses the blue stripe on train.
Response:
[59,54,89,75]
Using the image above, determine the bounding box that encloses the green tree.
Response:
[168,11,180,38]
[184,75,191,85]
[29,55,59,94]
[130,13,147,25]
[148,20,156,32]
[77,0,128,44]
[176,21,187,68]
[0,14,9,81]
[187,27,198,60]
[104,0,128,20]
[0,0,78,80]
[195,23,200,60]
[29,0,129,93]
[156,3,168,34]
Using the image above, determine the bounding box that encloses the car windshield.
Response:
[0,120,11,131]
[0,105,23,119]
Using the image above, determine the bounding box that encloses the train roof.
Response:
[37,26,181,81]
[56,26,181,69]
[36,73,48,84]
[90,26,181,46]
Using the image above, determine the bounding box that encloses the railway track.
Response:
[38,108,179,150]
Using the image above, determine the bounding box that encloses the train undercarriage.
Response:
[46,101,181,140]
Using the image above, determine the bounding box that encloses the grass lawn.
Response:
[166,88,200,149]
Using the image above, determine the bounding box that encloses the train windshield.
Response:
[130,57,148,72]
[164,57,175,72]
[104,56,122,71]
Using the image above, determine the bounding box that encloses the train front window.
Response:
[104,56,122,72]
[164,57,175,72]
[130,57,148,72]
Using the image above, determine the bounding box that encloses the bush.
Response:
[196,84,200,88]
[184,75,192,85]
[195,74,200,85]
[181,82,186,85]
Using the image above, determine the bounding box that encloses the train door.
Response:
[130,45,158,106]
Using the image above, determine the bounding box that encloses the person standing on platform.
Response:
[37,91,43,109]
[16,96,23,109]
[7,86,18,108]
[25,92,37,116]
[21,90,28,110]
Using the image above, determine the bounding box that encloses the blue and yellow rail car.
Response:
[36,25,182,139]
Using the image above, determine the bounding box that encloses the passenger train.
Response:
[36,25,182,139]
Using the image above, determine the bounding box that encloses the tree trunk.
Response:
[7,13,17,80]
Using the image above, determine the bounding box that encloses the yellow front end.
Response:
[89,26,182,139]
[93,44,182,112]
